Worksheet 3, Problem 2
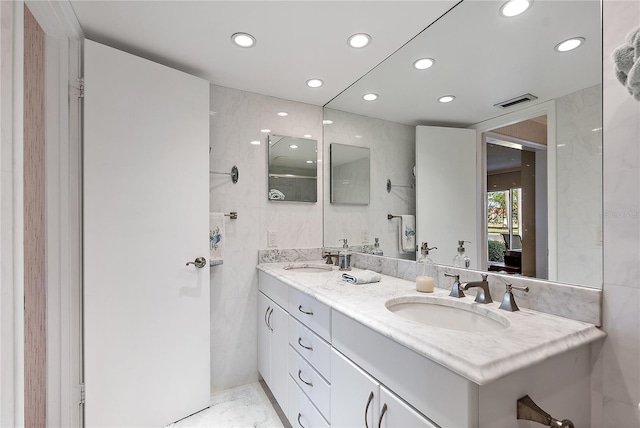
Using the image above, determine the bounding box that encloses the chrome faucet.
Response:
[444,273,465,298]
[499,283,529,312]
[462,273,493,304]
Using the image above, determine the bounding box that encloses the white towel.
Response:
[209,213,224,266]
[342,270,381,285]
[399,215,416,254]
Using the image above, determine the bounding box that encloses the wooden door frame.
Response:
[0,1,84,426]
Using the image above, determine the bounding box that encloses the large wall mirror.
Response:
[268,134,318,202]
[323,0,602,289]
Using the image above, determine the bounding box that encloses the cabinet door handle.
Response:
[297,370,313,387]
[267,308,274,331]
[297,337,313,351]
[378,403,388,428]
[298,305,313,316]
[264,306,271,329]
[297,413,305,428]
[364,391,374,428]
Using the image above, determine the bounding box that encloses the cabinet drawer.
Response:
[259,271,288,309]
[288,377,330,428]
[288,288,330,342]
[289,346,331,422]
[289,316,331,381]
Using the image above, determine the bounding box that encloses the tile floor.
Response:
[167,381,288,428]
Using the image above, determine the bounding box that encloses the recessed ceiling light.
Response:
[348,33,371,48]
[363,93,378,101]
[438,95,456,103]
[354,135,362,139]
[323,119,333,125]
[555,37,585,52]
[306,160,314,164]
[303,134,312,138]
[250,140,261,145]
[306,78,323,88]
[289,144,299,149]
[499,0,532,17]
[413,58,435,70]
[261,128,271,133]
[231,32,256,48]
[277,112,288,117]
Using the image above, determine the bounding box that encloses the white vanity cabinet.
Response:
[257,268,594,428]
[258,273,290,415]
[331,349,437,428]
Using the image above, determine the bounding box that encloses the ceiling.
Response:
[69,1,459,107]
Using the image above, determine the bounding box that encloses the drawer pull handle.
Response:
[298,370,313,387]
[298,337,313,351]
[298,305,314,316]
[378,403,388,428]
[297,413,305,428]
[264,306,271,329]
[365,391,374,428]
[267,308,274,331]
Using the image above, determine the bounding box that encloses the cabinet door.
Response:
[258,292,272,385]
[378,386,438,428]
[331,349,380,428]
[270,302,289,415]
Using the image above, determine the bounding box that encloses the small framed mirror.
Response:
[330,143,370,204]
[268,134,318,202]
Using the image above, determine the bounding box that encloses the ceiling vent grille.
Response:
[494,93,538,109]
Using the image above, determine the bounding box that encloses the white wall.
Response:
[208,84,323,392]
[323,108,415,259]
[591,1,640,426]
[556,84,603,288]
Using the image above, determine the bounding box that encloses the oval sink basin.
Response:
[283,263,333,273]
[386,297,509,333]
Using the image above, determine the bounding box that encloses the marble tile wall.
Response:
[556,84,603,289]
[209,84,323,393]
[591,1,640,426]
[323,108,416,259]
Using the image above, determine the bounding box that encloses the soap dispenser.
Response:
[416,242,437,292]
[453,240,471,268]
[338,238,352,271]
[372,238,384,256]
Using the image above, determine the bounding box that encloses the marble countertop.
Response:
[257,261,606,386]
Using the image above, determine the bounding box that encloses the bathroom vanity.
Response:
[257,262,604,428]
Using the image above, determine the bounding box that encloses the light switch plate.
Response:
[361,230,369,244]
[267,230,278,248]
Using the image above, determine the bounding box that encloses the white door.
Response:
[258,292,272,384]
[330,349,380,428]
[415,126,478,268]
[379,386,438,428]
[83,40,210,427]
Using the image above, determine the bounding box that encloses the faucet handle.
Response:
[444,273,464,298]
[481,273,488,282]
[444,273,460,281]
[506,283,529,293]
[499,283,529,311]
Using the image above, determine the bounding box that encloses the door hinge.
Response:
[71,78,84,98]
[79,383,86,405]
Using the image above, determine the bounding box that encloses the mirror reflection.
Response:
[324,0,602,288]
[268,134,317,202]
[330,143,371,205]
